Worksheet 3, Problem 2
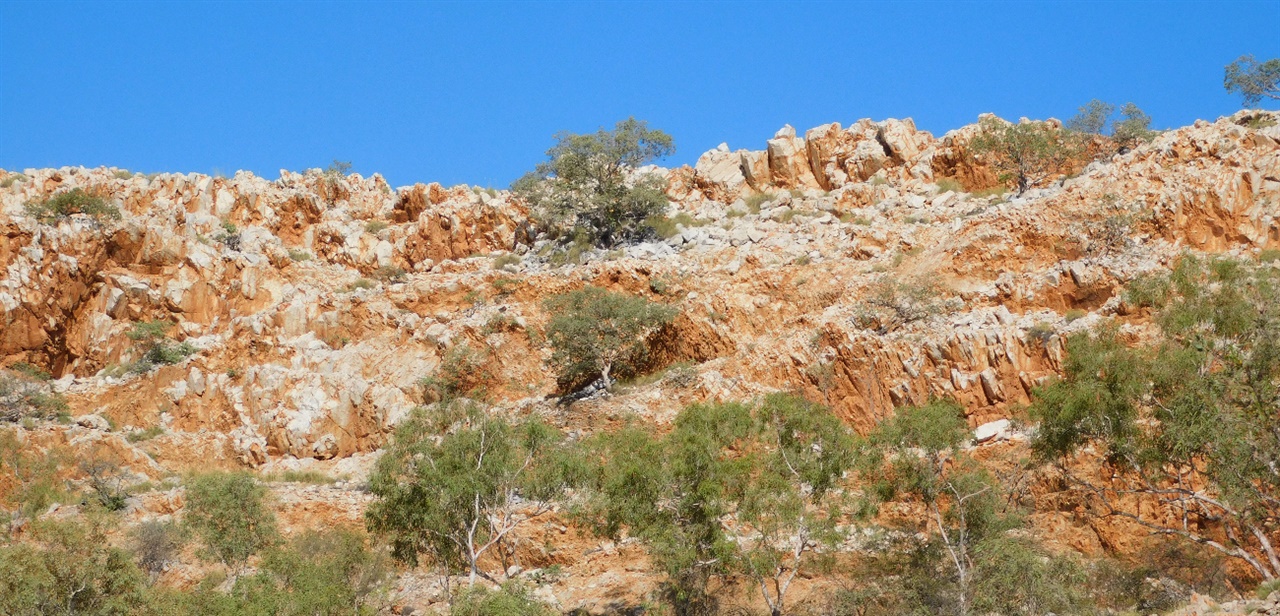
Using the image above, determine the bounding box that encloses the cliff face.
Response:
[2,109,1279,611]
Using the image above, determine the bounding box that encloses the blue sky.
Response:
[2,1,1278,188]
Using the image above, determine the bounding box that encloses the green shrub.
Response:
[968,117,1086,194]
[23,188,121,224]
[1244,114,1278,130]
[492,253,522,271]
[0,517,151,615]
[1029,259,1280,581]
[855,275,951,332]
[1123,271,1172,308]
[266,469,337,484]
[644,213,680,239]
[1224,54,1280,107]
[1025,322,1056,344]
[1258,248,1280,262]
[125,320,196,371]
[324,160,352,179]
[1066,99,1115,135]
[419,343,494,402]
[1,172,27,188]
[1,370,69,422]
[288,249,313,262]
[78,454,131,511]
[347,278,376,291]
[935,177,964,193]
[0,431,72,518]
[543,286,678,390]
[126,426,165,443]
[366,406,579,584]
[130,519,185,575]
[747,192,777,211]
[11,362,51,381]
[364,220,388,233]
[450,582,557,616]
[1064,308,1087,322]
[184,471,278,575]
[513,117,675,248]
[1258,578,1280,600]
[373,265,405,282]
[491,276,522,296]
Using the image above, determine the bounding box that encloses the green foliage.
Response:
[123,321,196,372]
[580,402,753,614]
[450,582,557,616]
[1224,54,1280,107]
[364,220,388,234]
[127,320,172,342]
[420,343,493,402]
[744,192,776,211]
[373,265,406,282]
[513,117,675,248]
[346,278,375,291]
[130,519,185,575]
[0,431,71,519]
[967,116,1085,194]
[0,517,151,616]
[934,177,963,193]
[855,275,951,332]
[324,160,353,179]
[80,454,131,511]
[580,395,857,615]
[861,399,1036,616]
[12,361,51,381]
[1,369,69,422]
[366,405,581,584]
[492,253,522,271]
[1068,100,1157,150]
[288,249,312,262]
[1030,257,1280,581]
[183,472,278,574]
[491,276,522,296]
[737,393,858,616]
[543,286,677,390]
[147,527,387,616]
[235,528,388,615]
[23,188,122,224]
[1,172,28,188]
[264,469,338,484]
[1111,102,1157,149]
[126,426,165,443]
[1066,99,1115,135]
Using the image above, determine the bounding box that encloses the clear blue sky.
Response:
[2,1,1278,188]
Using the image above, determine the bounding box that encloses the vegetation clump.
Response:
[542,286,677,390]
[366,404,580,585]
[1225,54,1280,107]
[126,320,196,372]
[23,188,121,224]
[1,368,69,422]
[184,471,279,576]
[968,116,1086,194]
[514,117,675,248]
[1030,256,1280,581]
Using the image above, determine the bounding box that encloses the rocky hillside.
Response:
[3,109,1279,613]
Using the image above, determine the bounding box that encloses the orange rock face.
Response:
[2,109,1278,612]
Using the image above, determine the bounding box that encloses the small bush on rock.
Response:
[968,117,1086,194]
[23,188,121,224]
[514,117,675,248]
[0,369,68,422]
[543,286,677,391]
